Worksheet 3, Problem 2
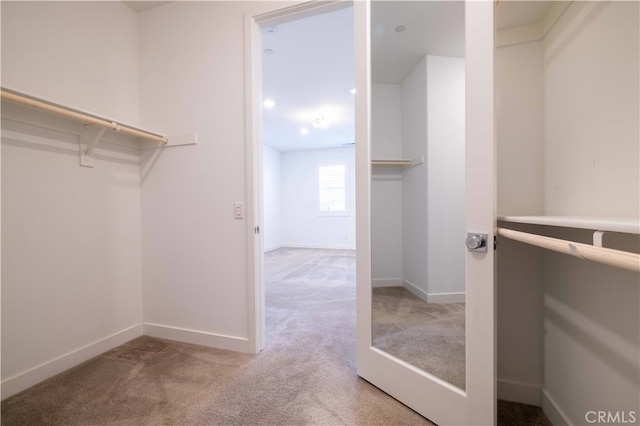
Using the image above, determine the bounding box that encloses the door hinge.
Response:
[254,225,260,234]
[494,235,498,250]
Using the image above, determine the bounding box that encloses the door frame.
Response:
[244,0,354,354]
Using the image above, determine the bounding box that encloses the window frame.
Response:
[316,159,349,217]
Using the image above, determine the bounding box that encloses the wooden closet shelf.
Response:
[1,86,198,168]
[498,215,640,235]
[372,160,412,166]
[371,156,424,167]
[1,87,168,144]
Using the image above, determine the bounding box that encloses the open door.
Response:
[354,1,495,424]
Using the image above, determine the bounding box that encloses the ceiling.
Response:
[261,6,355,152]
[128,1,555,153]
[372,1,465,84]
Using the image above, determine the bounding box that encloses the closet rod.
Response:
[0,89,168,144]
[497,228,640,273]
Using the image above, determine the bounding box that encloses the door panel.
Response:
[355,1,495,424]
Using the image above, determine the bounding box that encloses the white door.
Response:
[354,1,496,424]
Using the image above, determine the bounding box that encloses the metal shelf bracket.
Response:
[80,124,107,168]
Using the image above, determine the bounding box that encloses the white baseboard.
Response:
[372,278,403,288]
[543,389,572,426]
[264,244,283,252]
[402,280,430,303]
[280,243,356,250]
[1,324,142,400]
[403,280,465,304]
[143,323,251,354]
[497,378,541,406]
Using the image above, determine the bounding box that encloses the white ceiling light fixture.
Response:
[313,114,330,129]
[263,99,276,109]
[395,24,406,33]
[264,49,274,55]
[300,128,309,136]
[350,88,357,94]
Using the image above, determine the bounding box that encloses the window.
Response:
[317,160,348,216]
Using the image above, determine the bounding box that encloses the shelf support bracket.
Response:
[80,124,107,167]
[593,230,606,247]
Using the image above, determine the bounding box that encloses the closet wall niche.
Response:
[496,1,639,425]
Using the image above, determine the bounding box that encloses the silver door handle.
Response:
[465,233,487,252]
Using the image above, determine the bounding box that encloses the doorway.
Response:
[246,2,356,352]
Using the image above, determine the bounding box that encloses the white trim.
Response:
[264,244,284,252]
[543,389,573,426]
[496,1,570,48]
[497,378,542,406]
[371,278,403,288]
[1,324,142,399]
[402,279,430,303]
[540,1,571,36]
[244,10,266,355]
[496,22,543,48]
[402,280,465,304]
[143,323,250,354]
[279,243,355,250]
[426,291,465,304]
[254,1,350,26]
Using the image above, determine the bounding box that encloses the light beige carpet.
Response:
[372,287,465,389]
[1,248,549,425]
[1,248,431,425]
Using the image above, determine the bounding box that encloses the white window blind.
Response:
[318,161,347,215]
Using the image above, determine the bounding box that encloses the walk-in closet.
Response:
[495,1,639,424]
[1,1,637,425]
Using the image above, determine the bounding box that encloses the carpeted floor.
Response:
[1,248,550,425]
[372,287,465,390]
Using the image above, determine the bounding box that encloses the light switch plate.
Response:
[234,202,244,219]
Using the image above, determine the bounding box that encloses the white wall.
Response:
[401,57,429,295]
[138,0,302,353]
[541,2,640,423]
[1,1,139,124]
[371,84,403,282]
[1,1,142,398]
[400,56,465,300]
[544,1,639,218]
[280,147,355,250]
[371,84,403,159]
[496,41,544,216]
[263,146,283,251]
[425,56,465,297]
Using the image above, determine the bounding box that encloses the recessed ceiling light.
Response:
[395,25,406,33]
[300,128,309,136]
[263,26,278,36]
[264,49,274,55]
[350,88,357,95]
[263,99,275,109]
